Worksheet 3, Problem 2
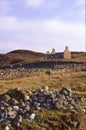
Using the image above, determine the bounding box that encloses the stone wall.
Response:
[0,61,86,80]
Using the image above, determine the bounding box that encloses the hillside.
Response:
[0,49,44,66]
[0,50,86,67]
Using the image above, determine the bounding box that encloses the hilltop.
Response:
[0,49,44,67]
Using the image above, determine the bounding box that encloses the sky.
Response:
[0,0,85,53]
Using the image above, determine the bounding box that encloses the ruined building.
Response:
[51,48,56,54]
[46,51,50,55]
[45,46,71,59]
[64,46,71,59]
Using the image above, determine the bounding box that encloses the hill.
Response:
[0,49,44,66]
[0,50,86,67]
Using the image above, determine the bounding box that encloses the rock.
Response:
[42,86,49,92]
[38,97,45,103]
[25,105,30,111]
[30,113,35,120]
[14,121,20,127]
[5,119,11,124]
[25,95,30,101]
[0,109,7,118]
[46,103,51,109]
[8,111,17,118]
[55,102,61,109]
[15,115,22,122]
[3,103,9,107]
[4,126,10,130]
[18,109,26,115]
[13,106,19,111]
[33,102,41,110]
[7,107,12,111]
[20,101,25,107]
[69,120,78,128]
[82,109,85,113]
[60,87,71,97]
[4,95,10,101]
[26,118,31,122]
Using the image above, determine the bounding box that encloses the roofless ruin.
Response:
[45,46,71,60]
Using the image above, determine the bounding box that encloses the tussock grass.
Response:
[0,71,86,94]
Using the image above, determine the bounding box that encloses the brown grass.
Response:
[0,71,86,94]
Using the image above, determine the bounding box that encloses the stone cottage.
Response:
[45,46,71,59]
[64,46,71,59]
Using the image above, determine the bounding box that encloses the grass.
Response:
[0,71,86,94]
[72,91,86,98]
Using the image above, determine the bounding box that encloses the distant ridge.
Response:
[0,49,44,66]
[7,49,42,55]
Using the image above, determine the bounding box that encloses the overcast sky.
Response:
[0,0,85,53]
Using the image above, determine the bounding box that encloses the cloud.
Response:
[0,0,11,15]
[66,0,85,20]
[25,0,43,8]
[0,15,85,52]
[75,0,85,18]
[25,0,60,10]
[0,16,84,36]
[0,16,17,31]
[75,0,85,6]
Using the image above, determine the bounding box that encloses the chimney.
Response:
[51,48,56,54]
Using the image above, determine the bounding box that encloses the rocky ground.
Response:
[0,86,86,130]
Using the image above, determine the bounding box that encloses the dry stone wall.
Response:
[0,61,86,80]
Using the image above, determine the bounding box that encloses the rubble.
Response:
[0,86,86,129]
